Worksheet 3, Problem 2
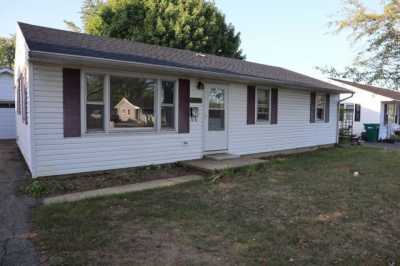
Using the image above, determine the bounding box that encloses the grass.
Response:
[32,146,400,265]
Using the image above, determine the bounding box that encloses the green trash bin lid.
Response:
[364,123,380,130]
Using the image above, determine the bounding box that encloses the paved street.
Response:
[0,141,39,266]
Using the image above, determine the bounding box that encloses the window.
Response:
[340,103,354,123]
[256,87,270,122]
[83,72,177,133]
[387,103,396,124]
[20,71,28,125]
[16,76,21,114]
[315,94,326,121]
[85,74,105,131]
[208,88,225,131]
[110,76,155,129]
[161,81,175,129]
[16,71,27,124]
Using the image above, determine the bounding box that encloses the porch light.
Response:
[197,81,204,90]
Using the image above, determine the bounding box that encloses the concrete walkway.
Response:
[182,157,265,172]
[0,141,40,266]
[43,175,203,205]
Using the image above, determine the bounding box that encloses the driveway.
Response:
[364,142,400,150]
[0,141,39,266]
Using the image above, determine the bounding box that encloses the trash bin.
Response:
[364,123,380,142]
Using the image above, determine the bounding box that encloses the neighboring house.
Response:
[114,97,140,122]
[14,22,349,178]
[0,67,16,139]
[331,79,400,140]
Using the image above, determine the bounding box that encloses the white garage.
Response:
[0,68,16,139]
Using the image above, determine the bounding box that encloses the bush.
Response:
[25,180,47,198]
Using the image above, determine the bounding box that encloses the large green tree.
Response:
[318,0,400,89]
[68,0,244,59]
[0,35,15,68]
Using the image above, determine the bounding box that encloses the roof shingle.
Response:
[332,79,400,101]
[19,22,348,93]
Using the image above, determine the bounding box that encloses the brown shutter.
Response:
[22,83,28,125]
[63,68,81,137]
[178,79,190,133]
[271,88,278,124]
[354,104,361,122]
[310,92,316,123]
[247,86,255,124]
[325,94,330,123]
[16,77,21,114]
[384,104,388,125]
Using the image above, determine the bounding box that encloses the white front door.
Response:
[204,85,228,151]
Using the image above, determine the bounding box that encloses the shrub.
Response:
[25,180,47,198]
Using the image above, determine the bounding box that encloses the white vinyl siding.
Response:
[228,84,338,155]
[30,64,203,177]
[29,62,339,177]
[331,79,394,136]
[15,26,33,170]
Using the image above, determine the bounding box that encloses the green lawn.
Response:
[32,146,400,266]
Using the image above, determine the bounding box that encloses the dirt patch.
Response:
[316,210,345,222]
[105,224,224,266]
[22,163,204,197]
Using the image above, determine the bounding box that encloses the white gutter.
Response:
[28,50,350,94]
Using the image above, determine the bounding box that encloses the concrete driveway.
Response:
[364,142,400,150]
[0,141,39,266]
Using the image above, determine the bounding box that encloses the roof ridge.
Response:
[17,22,350,93]
[18,22,260,65]
[18,22,294,74]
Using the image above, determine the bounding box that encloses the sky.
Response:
[0,0,382,79]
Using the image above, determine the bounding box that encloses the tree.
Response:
[64,20,82,32]
[319,0,400,89]
[0,35,15,68]
[73,0,244,59]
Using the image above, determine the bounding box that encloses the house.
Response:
[112,97,146,128]
[330,79,400,140]
[14,22,349,178]
[0,67,16,139]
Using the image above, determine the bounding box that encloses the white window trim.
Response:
[255,86,271,124]
[159,79,179,132]
[315,93,326,123]
[81,72,107,134]
[81,69,179,135]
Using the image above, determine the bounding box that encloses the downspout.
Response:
[336,92,355,144]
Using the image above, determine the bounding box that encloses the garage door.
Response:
[0,103,16,139]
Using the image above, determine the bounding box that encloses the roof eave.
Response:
[29,50,350,94]
[0,69,14,75]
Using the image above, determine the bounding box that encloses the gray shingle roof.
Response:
[19,22,348,93]
[0,67,13,75]
[333,79,400,101]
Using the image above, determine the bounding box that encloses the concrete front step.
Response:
[204,153,240,161]
[43,175,203,205]
[182,157,265,172]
